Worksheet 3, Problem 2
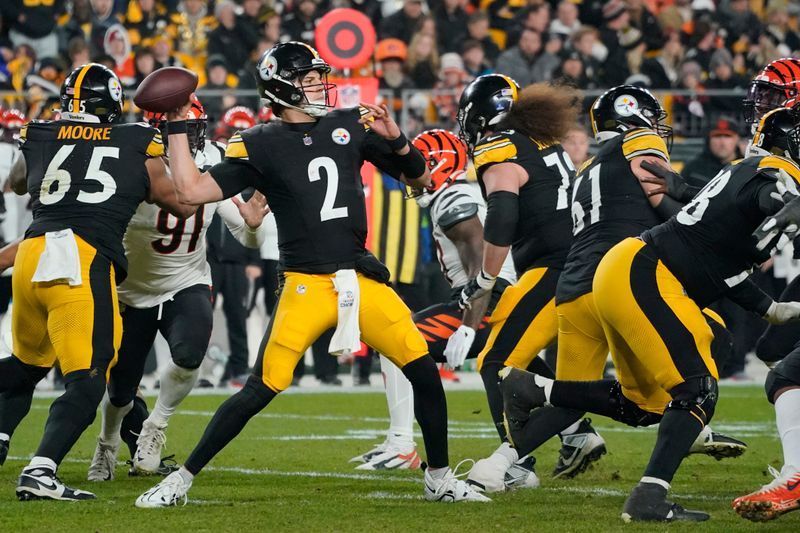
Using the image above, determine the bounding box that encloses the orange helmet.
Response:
[411,129,468,207]
[144,94,207,154]
[214,106,256,141]
[1,108,27,142]
[744,58,800,125]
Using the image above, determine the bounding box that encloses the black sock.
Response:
[512,406,584,457]
[0,388,35,439]
[402,356,448,469]
[525,356,555,379]
[550,379,619,416]
[35,372,106,464]
[120,396,150,459]
[643,408,703,483]
[184,377,276,475]
[479,359,507,440]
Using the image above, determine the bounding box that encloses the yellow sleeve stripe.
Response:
[701,307,726,329]
[19,125,27,143]
[474,137,511,154]
[622,131,668,162]
[759,155,800,185]
[473,142,518,169]
[225,134,249,159]
[146,132,165,157]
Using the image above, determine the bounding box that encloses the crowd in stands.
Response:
[1,0,799,134]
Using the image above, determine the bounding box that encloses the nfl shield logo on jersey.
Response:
[332,128,350,145]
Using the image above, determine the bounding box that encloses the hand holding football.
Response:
[134,67,198,113]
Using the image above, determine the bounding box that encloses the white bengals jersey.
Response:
[429,182,517,288]
[118,141,265,308]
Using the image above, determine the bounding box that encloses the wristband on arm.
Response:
[167,120,188,134]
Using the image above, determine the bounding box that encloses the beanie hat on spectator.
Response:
[602,0,626,22]
[709,116,739,137]
[710,48,733,72]
[207,54,228,71]
[440,53,465,74]
[215,0,236,18]
[376,39,408,62]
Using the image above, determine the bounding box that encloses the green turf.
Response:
[0,385,795,532]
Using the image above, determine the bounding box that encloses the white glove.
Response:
[764,301,800,325]
[444,325,475,368]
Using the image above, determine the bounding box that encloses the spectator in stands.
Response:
[466,11,500,63]
[4,44,36,97]
[132,46,157,86]
[625,0,664,52]
[151,31,183,68]
[376,38,415,114]
[66,37,91,71]
[671,60,709,137]
[433,0,468,54]
[562,123,590,169]
[705,48,748,117]
[640,31,683,89]
[202,54,237,122]
[549,0,581,42]
[684,19,717,76]
[4,0,62,60]
[433,52,469,125]
[461,39,492,78]
[719,0,762,50]
[208,0,258,73]
[378,0,425,44]
[598,0,631,87]
[281,0,319,45]
[58,0,93,56]
[764,5,800,55]
[495,28,560,87]
[407,31,439,89]
[240,0,268,40]
[124,0,169,47]
[657,0,692,35]
[89,0,123,58]
[236,38,271,112]
[169,0,217,71]
[569,25,601,89]
[506,3,551,49]
[553,50,587,89]
[262,11,281,47]
[682,116,741,188]
[105,24,135,86]
[619,27,646,79]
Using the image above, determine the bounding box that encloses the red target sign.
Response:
[315,8,376,70]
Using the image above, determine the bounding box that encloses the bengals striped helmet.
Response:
[143,94,207,155]
[411,129,468,208]
[744,58,800,126]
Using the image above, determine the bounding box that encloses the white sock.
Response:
[495,441,519,464]
[640,476,670,490]
[426,466,449,480]
[534,374,554,403]
[100,395,133,445]
[560,420,582,437]
[775,388,800,468]
[178,466,194,484]
[0,432,9,442]
[380,355,415,445]
[27,456,57,472]
[149,362,199,428]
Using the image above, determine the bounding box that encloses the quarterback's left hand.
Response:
[444,325,475,369]
[232,191,270,228]
[359,102,401,141]
[754,196,800,251]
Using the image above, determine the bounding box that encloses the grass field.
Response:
[0,384,796,532]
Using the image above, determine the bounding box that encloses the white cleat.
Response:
[134,420,167,474]
[355,441,421,470]
[504,456,540,490]
[87,437,120,481]
[135,470,191,508]
[349,440,390,464]
[424,461,491,503]
[466,450,512,493]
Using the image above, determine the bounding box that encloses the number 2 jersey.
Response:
[556,128,669,304]
[20,119,164,279]
[206,107,407,273]
[472,130,573,274]
[643,154,800,308]
[118,141,265,308]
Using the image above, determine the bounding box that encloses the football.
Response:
[133,67,198,113]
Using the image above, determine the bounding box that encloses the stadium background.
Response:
[0,0,799,385]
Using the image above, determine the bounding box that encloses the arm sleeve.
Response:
[725,277,773,316]
[208,160,261,199]
[215,196,268,249]
[360,129,419,181]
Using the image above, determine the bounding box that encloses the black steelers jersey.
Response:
[21,119,164,278]
[644,154,800,308]
[473,130,573,274]
[208,107,405,273]
[556,128,669,304]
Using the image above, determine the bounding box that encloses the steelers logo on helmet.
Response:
[614,94,639,117]
[259,55,279,81]
[108,77,123,102]
[332,127,350,145]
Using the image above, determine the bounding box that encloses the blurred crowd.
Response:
[1,0,799,135]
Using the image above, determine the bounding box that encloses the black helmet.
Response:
[60,63,124,123]
[255,42,334,118]
[590,85,672,149]
[749,107,800,163]
[456,74,519,151]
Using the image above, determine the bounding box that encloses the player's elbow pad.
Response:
[391,144,427,182]
[484,191,518,246]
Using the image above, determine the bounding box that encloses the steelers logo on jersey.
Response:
[108,77,123,102]
[614,94,639,117]
[332,128,351,145]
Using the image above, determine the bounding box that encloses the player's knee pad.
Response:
[765,351,800,403]
[240,375,278,410]
[667,375,718,425]
[609,381,663,427]
[56,372,108,426]
[0,356,49,392]
[170,342,205,370]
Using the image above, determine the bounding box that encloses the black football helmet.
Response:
[749,107,800,163]
[255,42,334,118]
[60,63,125,123]
[590,85,672,149]
[456,74,519,151]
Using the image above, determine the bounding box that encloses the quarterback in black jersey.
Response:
[0,64,192,502]
[136,42,489,507]
[502,107,800,522]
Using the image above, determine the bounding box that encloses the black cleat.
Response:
[0,439,8,466]
[552,419,607,479]
[127,455,180,477]
[621,482,709,522]
[499,367,547,444]
[17,466,96,501]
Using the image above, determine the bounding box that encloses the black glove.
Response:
[754,196,800,252]
[457,269,496,310]
[640,160,700,202]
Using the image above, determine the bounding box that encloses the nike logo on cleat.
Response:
[24,476,58,491]
[788,480,800,491]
